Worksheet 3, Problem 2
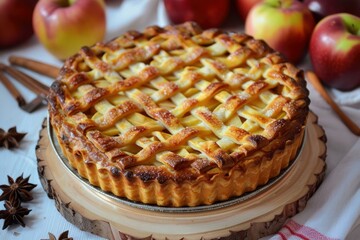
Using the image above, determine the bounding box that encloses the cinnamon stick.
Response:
[0,63,48,96]
[0,70,26,107]
[305,71,360,136]
[9,55,60,79]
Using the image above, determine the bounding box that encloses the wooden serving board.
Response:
[36,112,326,240]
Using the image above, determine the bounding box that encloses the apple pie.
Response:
[48,22,309,207]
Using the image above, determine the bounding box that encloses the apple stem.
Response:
[57,0,73,7]
[350,23,360,36]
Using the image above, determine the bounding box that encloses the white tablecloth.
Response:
[1,1,360,239]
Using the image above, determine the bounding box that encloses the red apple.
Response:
[32,0,106,60]
[304,0,360,21]
[164,0,230,29]
[0,0,38,49]
[236,0,262,21]
[309,13,360,91]
[245,0,315,64]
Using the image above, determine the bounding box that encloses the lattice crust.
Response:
[49,22,309,207]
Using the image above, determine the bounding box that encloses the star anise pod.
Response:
[0,174,37,202]
[0,198,31,229]
[0,127,26,149]
[46,230,73,240]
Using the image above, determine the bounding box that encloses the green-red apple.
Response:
[245,0,315,64]
[309,13,360,91]
[32,0,106,60]
[0,0,38,49]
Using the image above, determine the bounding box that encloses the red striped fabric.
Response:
[270,220,340,240]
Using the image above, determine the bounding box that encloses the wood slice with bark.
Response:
[36,112,326,240]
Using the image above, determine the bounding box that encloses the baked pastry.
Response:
[48,22,309,207]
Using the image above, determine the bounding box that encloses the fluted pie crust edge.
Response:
[53,125,304,207]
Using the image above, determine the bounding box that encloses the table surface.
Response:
[1,1,360,240]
